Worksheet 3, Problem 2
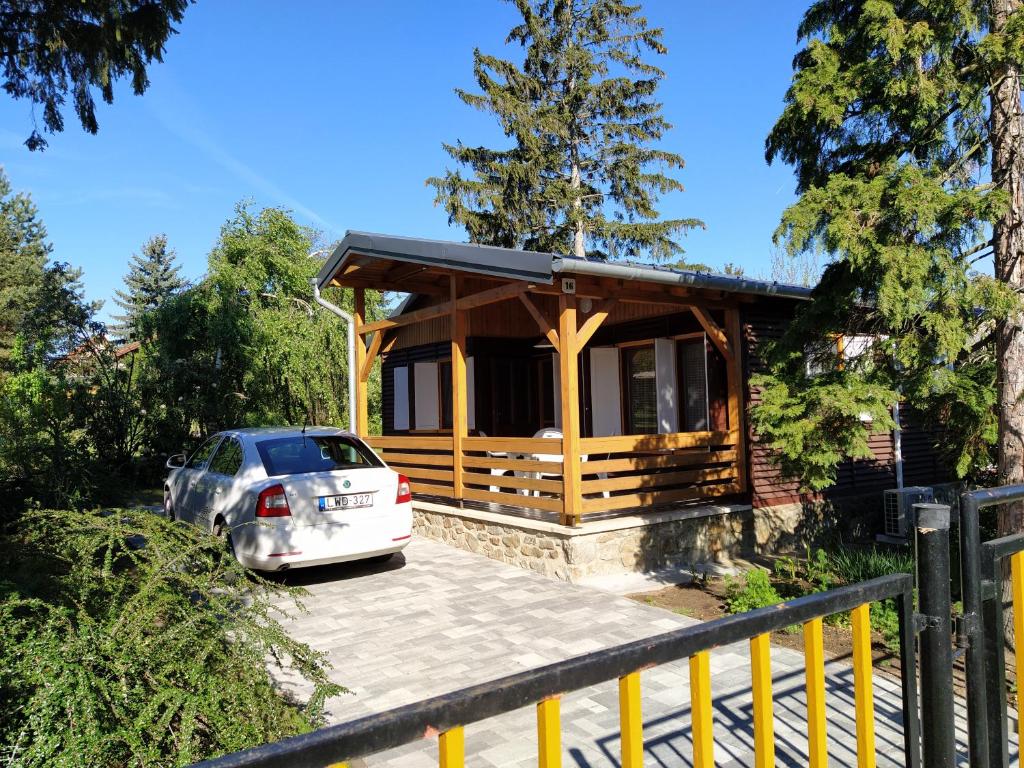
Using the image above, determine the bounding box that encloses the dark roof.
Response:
[317,231,555,287]
[317,230,814,300]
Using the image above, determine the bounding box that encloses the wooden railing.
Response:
[578,431,741,515]
[365,436,455,497]
[461,436,564,514]
[366,431,742,519]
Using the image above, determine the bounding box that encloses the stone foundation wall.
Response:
[413,503,755,583]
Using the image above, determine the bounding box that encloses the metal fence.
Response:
[193,573,920,768]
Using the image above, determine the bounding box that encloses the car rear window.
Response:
[255,435,382,477]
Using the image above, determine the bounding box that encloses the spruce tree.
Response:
[753,1,1024,533]
[427,0,702,261]
[0,168,49,363]
[111,235,185,341]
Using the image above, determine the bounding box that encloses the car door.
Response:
[177,436,222,524]
[196,437,245,532]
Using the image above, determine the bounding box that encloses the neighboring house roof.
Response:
[317,230,814,301]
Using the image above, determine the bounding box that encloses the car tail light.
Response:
[256,484,291,517]
[396,474,412,504]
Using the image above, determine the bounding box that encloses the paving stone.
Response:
[271,537,1014,767]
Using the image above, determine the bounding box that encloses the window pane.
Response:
[209,438,244,476]
[680,340,709,431]
[256,436,382,477]
[626,347,657,434]
[186,437,220,469]
[439,360,453,430]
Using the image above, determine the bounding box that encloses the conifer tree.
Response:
[753,1,1024,533]
[111,234,185,341]
[428,0,702,261]
[0,168,49,363]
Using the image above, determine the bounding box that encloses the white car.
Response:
[164,427,413,571]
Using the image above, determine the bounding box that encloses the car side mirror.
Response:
[166,453,186,469]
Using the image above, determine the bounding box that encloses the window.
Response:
[439,360,453,430]
[623,346,657,434]
[678,340,709,431]
[208,437,244,476]
[185,436,221,470]
[255,435,382,477]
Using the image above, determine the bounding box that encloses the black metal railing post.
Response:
[916,502,956,768]
[959,489,991,768]
[981,538,1013,768]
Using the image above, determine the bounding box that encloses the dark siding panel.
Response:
[381,342,449,434]
[743,300,902,507]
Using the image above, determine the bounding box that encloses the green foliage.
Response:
[827,546,914,586]
[110,235,186,341]
[142,203,387,454]
[428,0,702,260]
[724,569,783,614]
[0,169,49,362]
[0,0,195,150]
[0,508,341,766]
[754,0,1024,490]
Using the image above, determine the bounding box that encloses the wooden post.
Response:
[558,294,582,525]
[724,308,748,493]
[450,275,467,502]
[353,288,368,437]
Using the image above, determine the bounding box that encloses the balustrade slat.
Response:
[851,603,876,768]
[750,632,775,768]
[804,617,828,768]
[690,651,714,768]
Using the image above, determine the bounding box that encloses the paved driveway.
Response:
[274,538,983,767]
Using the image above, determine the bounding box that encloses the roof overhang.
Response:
[317,231,555,292]
[316,230,814,302]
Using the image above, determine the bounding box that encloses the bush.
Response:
[827,546,914,650]
[724,569,783,614]
[827,546,914,585]
[0,509,343,767]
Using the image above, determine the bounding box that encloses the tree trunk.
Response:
[992,0,1024,537]
[571,160,585,258]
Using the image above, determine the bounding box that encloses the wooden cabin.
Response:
[316,232,950,541]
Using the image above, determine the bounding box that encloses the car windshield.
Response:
[255,435,382,476]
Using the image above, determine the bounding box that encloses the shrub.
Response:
[724,569,783,614]
[0,508,343,767]
[827,546,914,585]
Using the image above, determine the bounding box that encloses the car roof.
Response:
[220,426,358,442]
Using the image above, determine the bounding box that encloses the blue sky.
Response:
[0,1,806,322]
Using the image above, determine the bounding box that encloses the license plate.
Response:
[318,492,374,511]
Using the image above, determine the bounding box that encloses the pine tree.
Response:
[0,168,49,363]
[111,235,185,341]
[427,0,702,261]
[753,1,1024,534]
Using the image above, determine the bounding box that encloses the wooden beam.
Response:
[519,293,560,353]
[450,276,467,501]
[455,280,530,311]
[353,288,369,436]
[691,306,732,362]
[359,331,385,382]
[559,294,582,526]
[358,301,451,335]
[575,299,617,349]
[357,282,530,336]
[724,307,748,494]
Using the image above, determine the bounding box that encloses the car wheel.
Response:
[164,493,175,522]
[212,518,235,558]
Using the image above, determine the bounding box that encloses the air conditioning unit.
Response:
[883,486,935,539]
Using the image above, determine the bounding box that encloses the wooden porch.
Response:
[327,236,750,526]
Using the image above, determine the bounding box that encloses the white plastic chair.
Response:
[476,430,518,494]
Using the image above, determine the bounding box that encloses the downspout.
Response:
[310,278,357,434]
[893,400,904,490]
